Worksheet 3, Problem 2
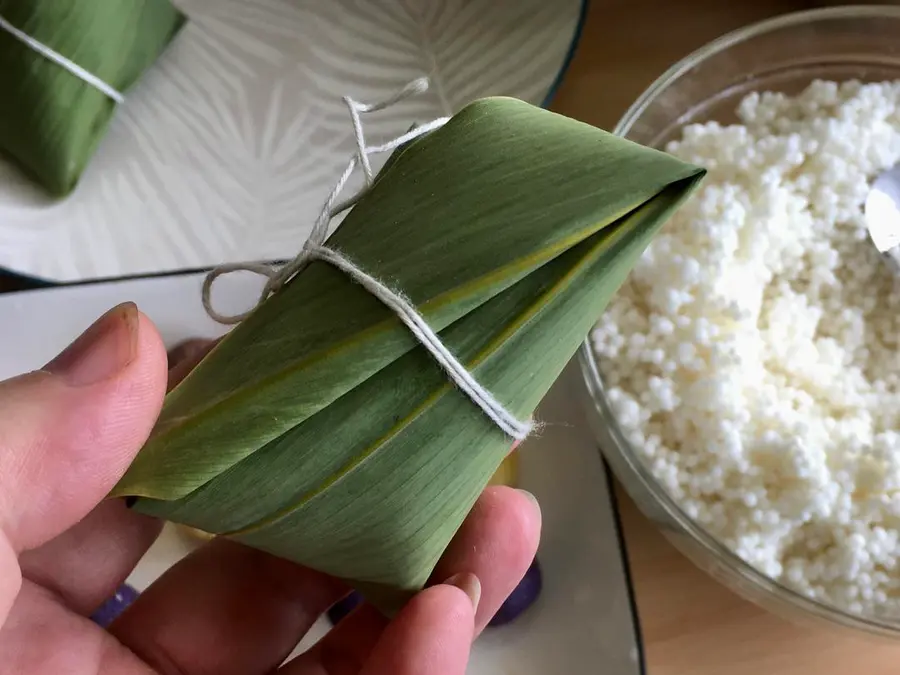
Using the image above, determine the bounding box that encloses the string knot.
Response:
[201,78,533,442]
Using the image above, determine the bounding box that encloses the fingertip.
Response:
[515,488,543,539]
[0,306,169,550]
[429,485,541,636]
[137,309,168,362]
[134,310,169,395]
[482,485,543,548]
[442,572,481,613]
[361,584,474,675]
[417,583,478,622]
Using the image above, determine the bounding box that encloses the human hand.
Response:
[0,303,541,674]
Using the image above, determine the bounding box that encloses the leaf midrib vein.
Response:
[150,214,631,453]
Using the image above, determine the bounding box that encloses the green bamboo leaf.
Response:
[0,0,186,195]
[114,97,701,500]
[112,97,705,611]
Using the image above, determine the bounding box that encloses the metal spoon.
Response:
[866,163,900,273]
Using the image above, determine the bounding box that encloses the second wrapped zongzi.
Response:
[0,0,186,196]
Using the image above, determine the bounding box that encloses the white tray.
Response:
[0,0,586,283]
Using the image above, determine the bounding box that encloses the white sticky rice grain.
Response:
[591,79,900,618]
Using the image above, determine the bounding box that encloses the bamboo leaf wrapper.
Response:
[112,97,706,611]
[0,0,186,196]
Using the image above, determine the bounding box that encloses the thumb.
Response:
[361,574,479,675]
[0,303,167,614]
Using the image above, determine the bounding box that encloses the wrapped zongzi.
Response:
[112,95,706,613]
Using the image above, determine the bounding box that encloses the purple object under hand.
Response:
[326,557,542,629]
[327,591,365,625]
[488,557,542,626]
[90,584,140,628]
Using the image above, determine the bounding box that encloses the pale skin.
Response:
[0,302,541,674]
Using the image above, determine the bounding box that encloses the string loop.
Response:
[201,78,532,441]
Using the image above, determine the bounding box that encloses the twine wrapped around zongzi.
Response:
[200,79,532,442]
[0,14,124,102]
[111,79,706,612]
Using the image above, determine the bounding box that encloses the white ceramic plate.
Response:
[0,272,642,675]
[0,0,586,283]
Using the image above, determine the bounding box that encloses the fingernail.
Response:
[45,302,139,386]
[444,572,481,612]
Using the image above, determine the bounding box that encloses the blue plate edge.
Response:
[541,0,590,109]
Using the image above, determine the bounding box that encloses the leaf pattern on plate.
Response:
[0,0,584,282]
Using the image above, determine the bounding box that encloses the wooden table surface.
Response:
[551,0,900,672]
[4,1,900,672]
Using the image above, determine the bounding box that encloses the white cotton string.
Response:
[366,117,450,154]
[202,78,532,441]
[0,14,124,103]
[307,243,532,439]
[344,77,431,184]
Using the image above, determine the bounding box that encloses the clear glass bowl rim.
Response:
[614,4,900,138]
[577,3,900,637]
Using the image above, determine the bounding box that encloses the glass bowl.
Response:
[577,5,900,638]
